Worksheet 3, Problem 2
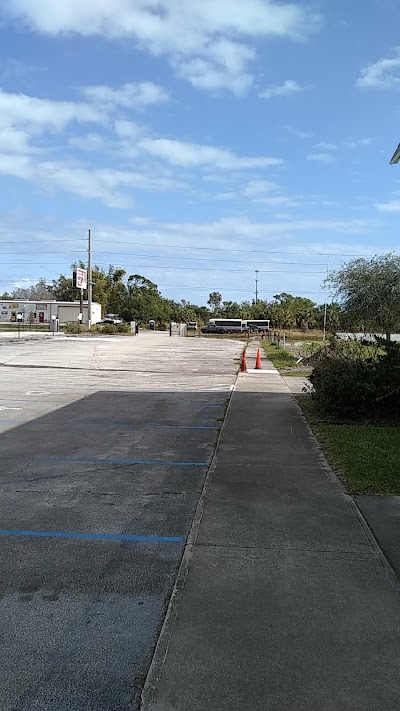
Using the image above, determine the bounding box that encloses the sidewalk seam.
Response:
[139,371,239,710]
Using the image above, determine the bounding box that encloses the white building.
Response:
[0,300,102,325]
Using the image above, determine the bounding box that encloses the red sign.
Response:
[75,268,87,290]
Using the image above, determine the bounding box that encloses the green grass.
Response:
[262,341,298,370]
[0,323,50,331]
[300,341,326,355]
[297,396,400,495]
[283,370,312,378]
[286,334,325,343]
[282,330,325,342]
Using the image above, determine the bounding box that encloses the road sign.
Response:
[74,268,87,290]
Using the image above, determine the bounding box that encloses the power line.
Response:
[0,276,324,295]
[0,250,328,266]
[0,237,377,258]
[154,285,324,293]
[0,262,325,274]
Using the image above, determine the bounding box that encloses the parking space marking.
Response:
[25,391,50,395]
[34,455,209,466]
[0,398,56,403]
[0,406,21,411]
[0,528,183,543]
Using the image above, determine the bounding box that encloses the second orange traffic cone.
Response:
[255,348,262,370]
[240,352,247,372]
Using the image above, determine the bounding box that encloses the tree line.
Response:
[2,253,400,336]
[0,263,340,331]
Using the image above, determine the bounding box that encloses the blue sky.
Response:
[1,0,400,305]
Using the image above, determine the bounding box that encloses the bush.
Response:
[98,324,118,334]
[90,323,131,335]
[116,323,130,333]
[64,322,88,334]
[310,339,400,420]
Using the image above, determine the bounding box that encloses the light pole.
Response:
[16,313,23,339]
[322,257,330,341]
[51,314,57,336]
[88,228,92,328]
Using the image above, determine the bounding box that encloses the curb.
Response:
[140,375,239,710]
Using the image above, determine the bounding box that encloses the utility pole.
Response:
[255,270,259,304]
[323,257,330,341]
[88,228,92,328]
[79,287,83,325]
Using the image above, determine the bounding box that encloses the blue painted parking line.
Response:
[34,455,208,466]
[0,528,183,543]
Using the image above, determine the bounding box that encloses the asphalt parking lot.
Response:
[0,332,241,710]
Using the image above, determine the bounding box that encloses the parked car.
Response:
[102,317,122,325]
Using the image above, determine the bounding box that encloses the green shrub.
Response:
[310,339,400,420]
[99,324,118,334]
[116,323,130,333]
[64,322,87,334]
[90,323,131,334]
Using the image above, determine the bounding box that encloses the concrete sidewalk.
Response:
[141,348,400,711]
[0,331,63,343]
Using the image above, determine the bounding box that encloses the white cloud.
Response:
[69,133,107,152]
[173,57,253,96]
[137,137,283,169]
[344,138,372,149]
[0,88,103,133]
[0,84,284,205]
[0,212,381,299]
[90,217,376,253]
[356,48,400,89]
[213,179,299,206]
[214,191,239,201]
[81,81,168,109]
[2,0,321,95]
[0,127,36,154]
[285,126,313,139]
[0,83,165,142]
[114,120,144,139]
[0,153,186,207]
[375,200,400,213]
[242,179,280,196]
[314,142,337,151]
[260,79,306,99]
[306,153,336,165]
[255,195,301,207]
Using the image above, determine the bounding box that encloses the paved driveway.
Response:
[0,333,241,710]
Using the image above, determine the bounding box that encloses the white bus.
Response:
[201,318,246,334]
[242,319,270,333]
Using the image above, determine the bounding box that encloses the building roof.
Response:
[0,300,99,306]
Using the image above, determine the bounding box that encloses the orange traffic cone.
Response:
[240,352,247,372]
[255,348,262,370]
